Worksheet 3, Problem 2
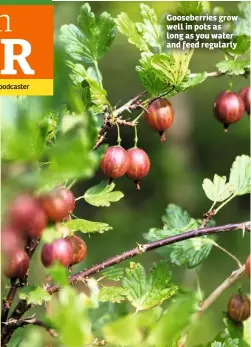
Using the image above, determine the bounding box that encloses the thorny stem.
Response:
[178,264,246,347]
[212,241,242,268]
[199,265,246,313]
[2,221,250,345]
[3,316,58,338]
[1,281,19,322]
[47,221,250,295]
[94,70,251,149]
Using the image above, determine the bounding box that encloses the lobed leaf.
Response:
[99,287,129,303]
[229,155,251,196]
[115,12,149,52]
[162,203,191,228]
[46,262,69,286]
[211,338,240,347]
[136,53,171,97]
[49,287,93,346]
[19,285,51,306]
[179,72,208,90]
[122,262,178,311]
[147,294,199,346]
[83,180,124,207]
[137,4,162,50]
[150,50,194,86]
[146,204,214,268]
[216,59,250,75]
[60,4,115,64]
[202,174,234,202]
[65,218,112,234]
[66,61,109,110]
[101,267,125,281]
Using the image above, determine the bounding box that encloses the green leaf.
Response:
[18,328,45,347]
[83,180,124,207]
[147,294,199,346]
[2,97,47,162]
[150,50,193,86]
[101,267,125,281]
[41,227,62,243]
[19,285,51,306]
[146,205,214,268]
[65,218,112,234]
[229,155,251,196]
[226,35,250,57]
[42,120,99,185]
[177,1,205,16]
[136,4,162,50]
[162,204,191,228]
[115,13,149,52]
[60,4,115,63]
[66,61,109,110]
[179,72,208,90]
[103,307,161,346]
[202,174,234,202]
[216,60,250,75]
[49,287,92,347]
[211,338,240,347]
[233,2,251,37]
[46,262,69,286]
[136,53,171,97]
[122,262,178,311]
[99,287,129,303]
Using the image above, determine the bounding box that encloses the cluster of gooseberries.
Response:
[101,98,175,189]
[2,187,87,280]
[214,86,250,131]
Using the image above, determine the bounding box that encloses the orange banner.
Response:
[0,5,53,95]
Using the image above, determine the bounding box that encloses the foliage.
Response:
[1,2,250,347]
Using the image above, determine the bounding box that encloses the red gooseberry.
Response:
[145,98,174,142]
[126,148,150,189]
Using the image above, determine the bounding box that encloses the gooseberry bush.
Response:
[1,2,251,347]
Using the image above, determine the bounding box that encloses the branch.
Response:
[47,221,250,295]
[93,69,249,149]
[199,265,246,313]
[178,264,246,347]
[3,316,58,338]
[113,91,148,117]
[2,221,249,344]
[1,281,19,322]
[1,238,40,322]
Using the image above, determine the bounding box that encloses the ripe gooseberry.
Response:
[245,255,250,278]
[239,87,251,116]
[4,250,30,279]
[1,226,25,254]
[41,238,73,268]
[213,91,245,131]
[227,294,250,322]
[101,146,129,181]
[66,235,87,265]
[145,98,174,142]
[39,187,75,222]
[9,194,47,238]
[126,148,150,189]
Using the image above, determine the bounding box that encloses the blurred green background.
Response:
[52,1,250,345]
[2,1,250,346]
